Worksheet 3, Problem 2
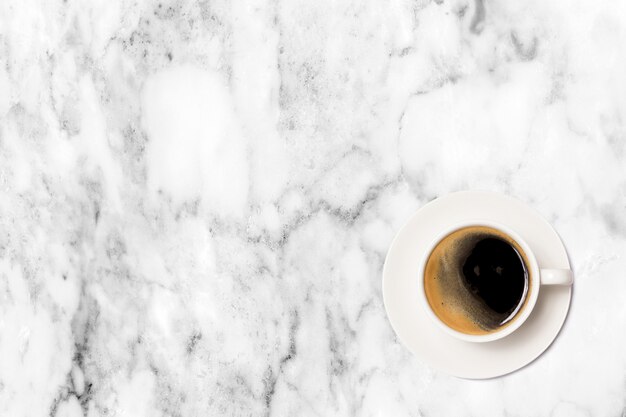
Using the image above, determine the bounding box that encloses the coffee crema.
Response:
[424,226,530,335]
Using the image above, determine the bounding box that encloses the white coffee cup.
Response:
[417,220,573,343]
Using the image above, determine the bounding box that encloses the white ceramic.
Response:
[382,191,574,379]
[417,220,573,343]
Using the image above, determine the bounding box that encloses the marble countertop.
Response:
[1,0,625,415]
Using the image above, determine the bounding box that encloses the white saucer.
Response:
[382,191,572,379]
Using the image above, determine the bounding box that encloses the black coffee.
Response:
[424,226,530,335]
[462,237,527,317]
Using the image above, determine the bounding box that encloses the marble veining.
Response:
[1,0,626,415]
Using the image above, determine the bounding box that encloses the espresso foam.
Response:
[424,226,531,335]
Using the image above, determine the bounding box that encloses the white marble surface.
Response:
[1,0,626,415]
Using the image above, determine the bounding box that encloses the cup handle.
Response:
[539,269,573,286]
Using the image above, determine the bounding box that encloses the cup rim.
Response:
[417,219,541,343]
